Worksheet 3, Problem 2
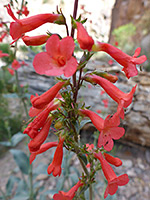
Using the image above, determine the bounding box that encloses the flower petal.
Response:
[60,36,75,60]
[33,52,63,76]
[63,56,77,77]
[117,174,129,186]
[103,137,114,151]
[109,127,125,140]
[108,183,118,195]
[46,35,60,58]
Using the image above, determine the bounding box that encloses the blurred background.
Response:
[0,0,150,200]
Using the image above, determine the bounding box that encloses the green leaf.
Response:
[79,120,91,131]
[39,194,46,200]
[56,177,65,191]
[6,176,20,196]
[33,163,48,176]
[10,149,29,174]
[11,194,29,200]
[11,132,26,147]
[70,173,79,185]
[15,180,28,195]
[0,141,11,147]
[78,154,88,165]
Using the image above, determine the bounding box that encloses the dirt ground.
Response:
[0,136,150,200]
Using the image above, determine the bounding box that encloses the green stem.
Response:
[89,183,93,200]
[29,162,34,200]
[78,156,89,177]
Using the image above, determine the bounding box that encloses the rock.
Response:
[109,0,150,50]
[127,169,136,177]
[36,174,49,181]
[145,149,150,164]
[122,159,133,168]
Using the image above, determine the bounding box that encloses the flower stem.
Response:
[71,0,79,38]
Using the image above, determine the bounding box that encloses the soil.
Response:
[0,136,150,200]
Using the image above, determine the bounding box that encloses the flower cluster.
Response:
[6,2,147,199]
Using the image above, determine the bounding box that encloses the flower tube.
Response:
[87,74,137,119]
[5,4,65,43]
[47,137,64,177]
[30,81,65,109]
[28,117,52,152]
[22,35,49,46]
[92,42,147,79]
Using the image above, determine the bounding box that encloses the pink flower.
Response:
[20,60,29,66]
[96,109,101,114]
[86,143,94,151]
[47,137,64,177]
[100,90,105,95]
[30,141,58,164]
[76,22,94,51]
[92,42,147,78]
[5,4,64,44]
[22,35,49,46]
[53,180,83,200]
[94,152,129,199]
[108,59,113,66]
[7,68,14,75]
[28,117,52,152]
[102,99,109,108]
[0,50,9,58]
[30,81,65,109]
[33,35,77,77]
[88,74,137,119]
[11,59,21,70]
[79,109,125,151]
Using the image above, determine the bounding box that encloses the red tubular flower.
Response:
[0,50,9,58]
[5,4,64,43]
[11,59,21,70]
[94,152,129,199]
[22,35,49,46]
[102,99,109,108]
[33,34,77,77]
[79,109,125,151]
[23,102,54,138]
[53,180,83,200]
[28,117,52,152]
[88,74,137,119]
[103,153,122,167]
[30,141,58,164]
[92,42,147,79]
[47,137,64,177]
[29,98,61,117]
[31,81,65,109]
[76,22,94,51]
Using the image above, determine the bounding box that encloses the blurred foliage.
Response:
[112,23,136,53]
[0,94,22,141]
[0,43,14,64]
[0,67,15,93]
